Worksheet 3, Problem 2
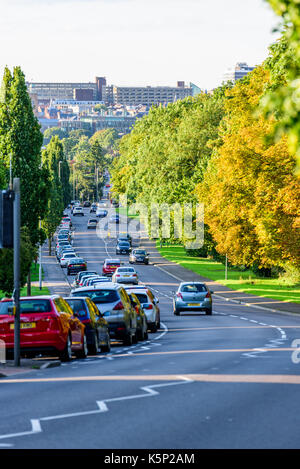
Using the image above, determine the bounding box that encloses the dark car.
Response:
[64,297,111,353]
[96,209,108,218]
[116,241,131,255]
[83,201,91,207]
[129,249,149,265]
[67,258,87,276]
[109,214,120,224]
[117,233,132,246]
[90,203,97,213]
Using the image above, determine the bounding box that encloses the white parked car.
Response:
[112,266,138,285]
[60,252,77,268]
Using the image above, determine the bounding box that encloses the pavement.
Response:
[0,359,61,377]
[141,238,300,316]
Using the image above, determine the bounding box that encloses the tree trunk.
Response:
[48,238,52,256]
[27,269,31,296]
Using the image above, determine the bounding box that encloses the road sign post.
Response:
[13,178,21,367]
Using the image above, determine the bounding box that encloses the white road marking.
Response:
[0,377,194,443]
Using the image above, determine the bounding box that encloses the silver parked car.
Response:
[124,285,160,333]
[71,284,138,345]
[112,266,138,285]
[173,282,213,315]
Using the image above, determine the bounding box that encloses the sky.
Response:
[0,0,281,90]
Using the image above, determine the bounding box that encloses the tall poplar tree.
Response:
[42,136,64,255]
[0,66,47,244]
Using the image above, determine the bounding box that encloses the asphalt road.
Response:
[1,204,300,449]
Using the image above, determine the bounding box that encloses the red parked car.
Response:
[102,258,121,277]
[0,296,88,361]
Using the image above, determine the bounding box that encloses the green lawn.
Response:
[156,243,300,304]
[116,206,140,219]
[0,263,49,299]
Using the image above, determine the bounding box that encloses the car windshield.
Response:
[0,299,52,315]
[64,253,76,258]
[180,284,207,293]
[134,250,146,255]
[134,293,149,304]
[79,271,96,279]
[117,268,135,273]
[64,299,87,317]
[119,242,130,247]
[72,289,119,304]
[69,258,84,264]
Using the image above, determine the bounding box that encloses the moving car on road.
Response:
[90,203,97,213]
[117,233,132,246]
[129,249,149,265]
[96,209,108,218]
[109,214,120,224]
[112,267,138,285]
[87,218,98,229]
[71,284,137,346]
[116,241,131,255]
[64,297,111,354]
[173,282,213,316]
[73,206,84,216]
[0,296,88,361]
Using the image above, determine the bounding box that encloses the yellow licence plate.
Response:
[10,322,36,330]
[188,303,201,307]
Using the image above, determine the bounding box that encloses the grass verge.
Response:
[156,243,300,304]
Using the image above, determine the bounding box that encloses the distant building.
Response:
[60,114,138,135]
[101,83,193,106]
[27,81,98,102]
[222,62,255,84]
[73,88,95,101]
[190,82,202,97]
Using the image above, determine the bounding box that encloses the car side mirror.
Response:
[210,290,214,294]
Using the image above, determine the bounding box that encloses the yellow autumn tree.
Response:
[196,66,300,271]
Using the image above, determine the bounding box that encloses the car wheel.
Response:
[132,330,138,344]
[100,338,111,353]
[123,332,133,346]
[88,331,99,355]
[59,333,72,362]
[174,309,180,316]
[75,333,88,359]
[205,308,212,315]
[149,323,157,333]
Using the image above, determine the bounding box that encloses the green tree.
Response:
[42,136,64,254]
[0,228,37,296]
[0,66,47,245]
